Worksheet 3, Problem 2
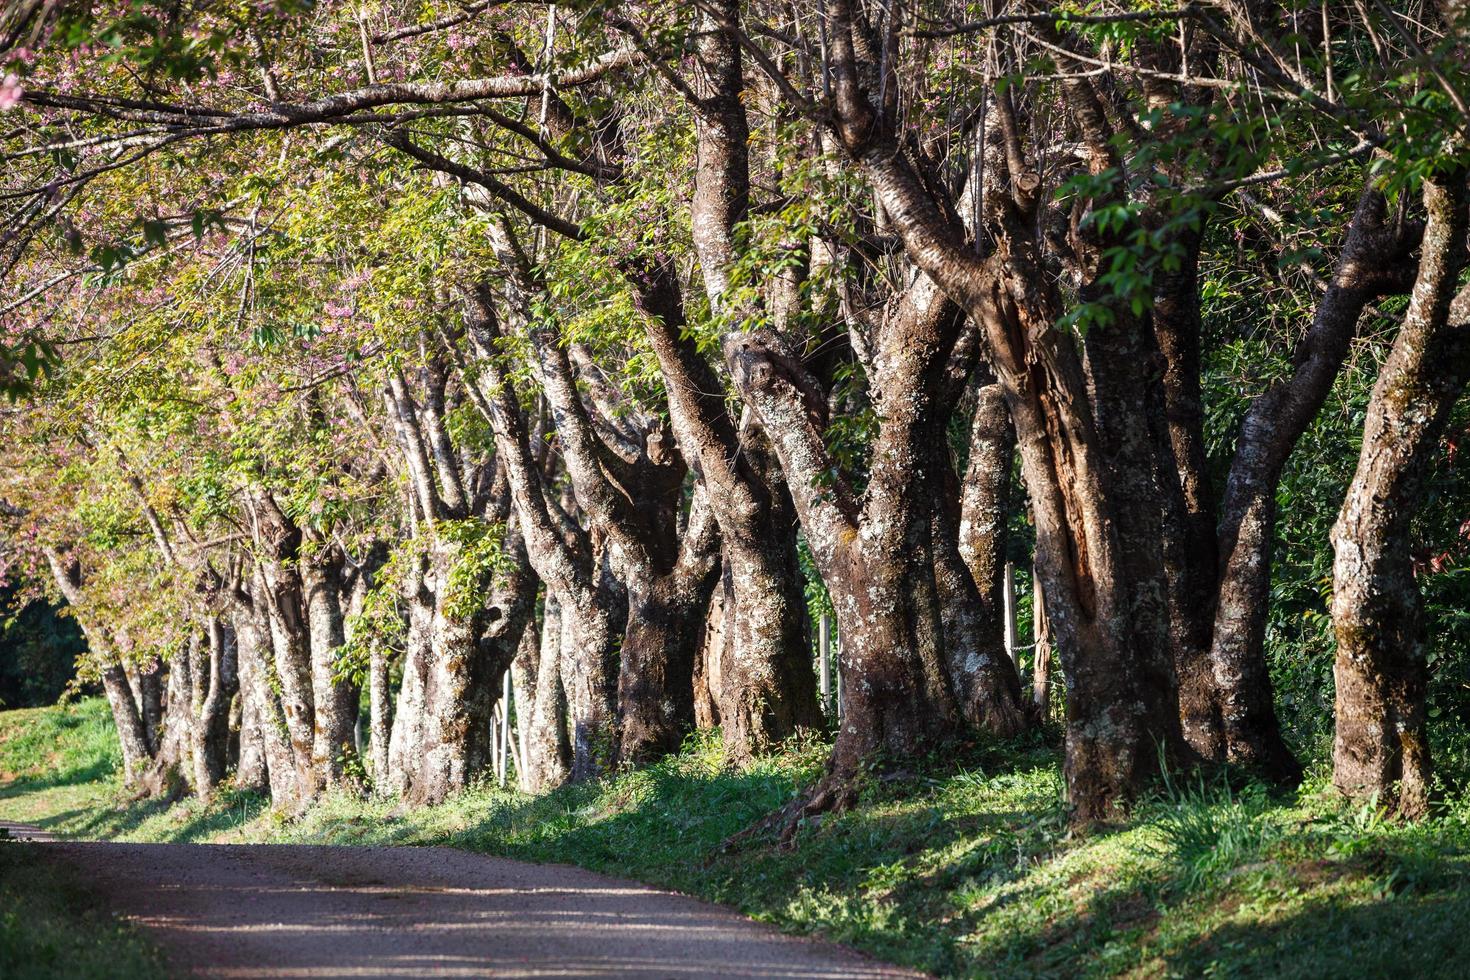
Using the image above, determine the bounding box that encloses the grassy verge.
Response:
[4,699,1469,977]
[0,841,165,979]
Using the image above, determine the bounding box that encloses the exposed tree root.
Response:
[723,768,860,851]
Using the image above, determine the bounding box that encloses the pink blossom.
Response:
[0,73,24,111]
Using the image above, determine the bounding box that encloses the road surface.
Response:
[31,837,922,978]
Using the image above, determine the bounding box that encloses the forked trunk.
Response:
[139,656,193,799]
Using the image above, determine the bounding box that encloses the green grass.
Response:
[5,700,1470,977]
[0,842,165,979]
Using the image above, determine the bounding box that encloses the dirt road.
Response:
[37,841,921,978]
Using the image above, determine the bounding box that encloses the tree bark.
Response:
[100,661,153,785]
[231,604,275,795]
[467,301,621,782]
[693,581,725,730]
[231,583,299,804]
[617,5,823,763]
[947,374,1018,722]
[1331,175,1470,818]
[1152,226,1225,760]
[302,547,357,786]
[42,548,154,785]
[387,527,535,805]
[1209,186,1425,782]
[368,640,393,791]
[519,595,571,792]
[187,618,236,797]
[617,488,722,763]
[818,0,1184,821]
[483,216,723,767]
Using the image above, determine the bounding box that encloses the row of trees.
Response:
[0,0,1467,824]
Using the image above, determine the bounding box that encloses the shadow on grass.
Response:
[32,787,270,843]
[1163,885,1470,978]
[0,757,117,799]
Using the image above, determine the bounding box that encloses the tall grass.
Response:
[1147,769,1283,893]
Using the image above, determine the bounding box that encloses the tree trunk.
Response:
[621,4,823,764]
[386,549,435,797]
[628,269,823,762]
[234,595,301,806]
[1331,176,1470,818]
[369,641,393,791]
[521,595,571,792]
[1032,576,1053,715]
[140,648,195,799]
[728,278,1029,820]
[258,561,317,800]
[387,526,535,805]
[616,493,721,764]
[945,376,1020,725]
[187,618,236,797]
[100,660,153,786]
[693,581,725,730]
[715,420,824,763]
[1208,186,1423,782]
[302,550,357,786]
[484,219,722,770]
[509,609,536,785]
[136,661,165,757]
[555,584,619,780]
[232,610,271,794]
[1152,227,1225,761]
